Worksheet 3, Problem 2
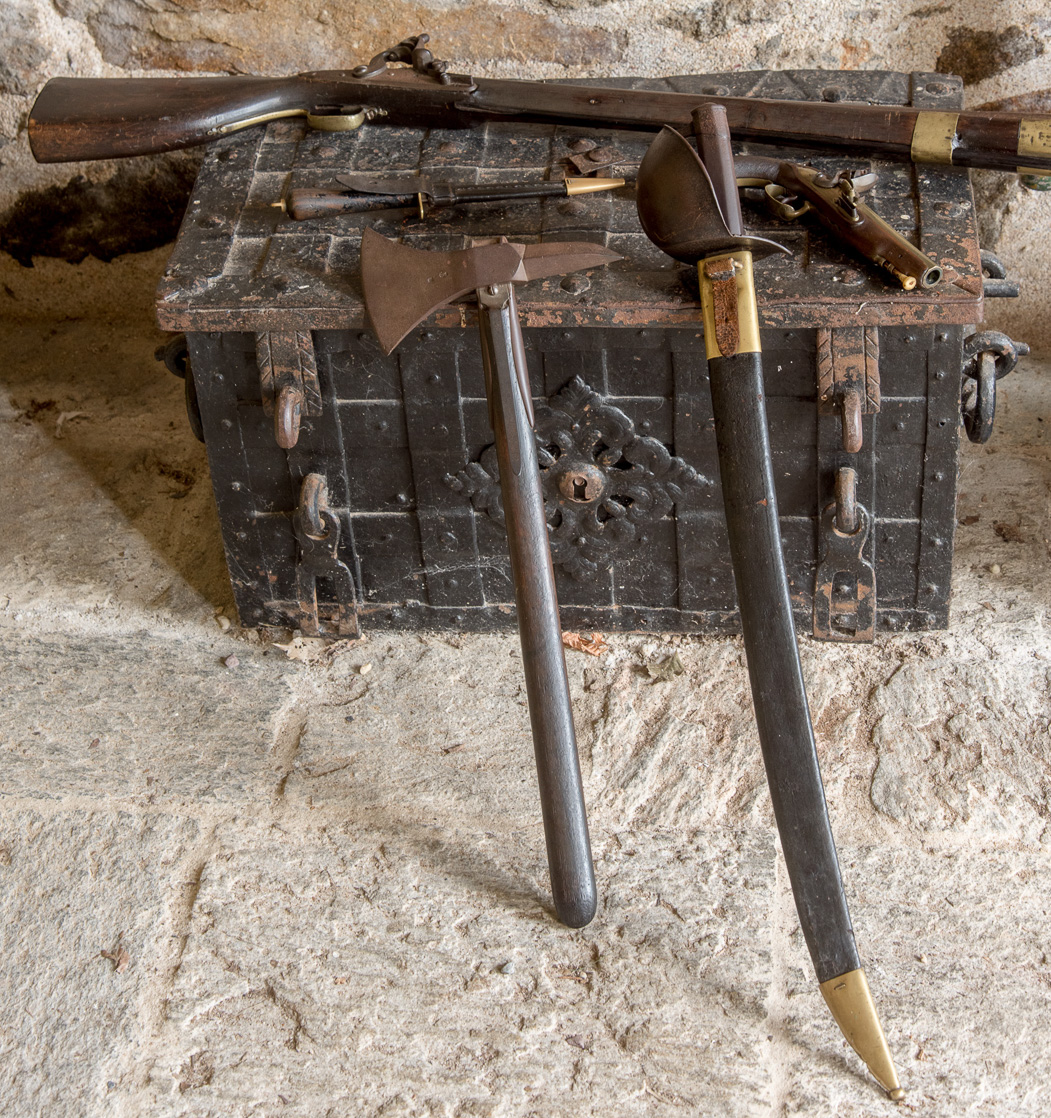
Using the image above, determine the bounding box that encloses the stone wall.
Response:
[1,0,1049,346]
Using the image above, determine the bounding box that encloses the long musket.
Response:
[27,33,1051,176]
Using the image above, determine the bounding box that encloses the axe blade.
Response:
[361,229,623,355]
[361,228,524,354]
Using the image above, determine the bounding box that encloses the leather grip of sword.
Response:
[693,103,745,237]
[478,286,596,929]
[707,348,860,982]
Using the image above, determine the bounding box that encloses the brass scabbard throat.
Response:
[698,250,760,360]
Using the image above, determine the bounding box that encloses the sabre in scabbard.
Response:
[360,228,621,928]
[636,112,903,1100]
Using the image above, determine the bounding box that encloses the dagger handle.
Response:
[707,343,860,982]
[477,282,597,929]
[284,187,418,219]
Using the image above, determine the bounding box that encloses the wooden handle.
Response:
[478,284,596,929]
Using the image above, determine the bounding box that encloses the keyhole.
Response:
[573,476,589,500]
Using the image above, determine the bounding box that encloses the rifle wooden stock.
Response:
[29,64,1051,173]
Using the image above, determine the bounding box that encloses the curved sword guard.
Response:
[636,125,789,265]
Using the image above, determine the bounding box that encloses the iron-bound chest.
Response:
[157,69,987,641]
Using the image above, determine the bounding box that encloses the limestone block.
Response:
[152,816,775,1116]
[0,810,202,1114]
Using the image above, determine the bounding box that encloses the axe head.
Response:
[361,227,621,354]
[636,126,789,265]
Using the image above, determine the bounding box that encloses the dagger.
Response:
[361,229,621,927]
[636,115,904,1100]
[283,173,624,221]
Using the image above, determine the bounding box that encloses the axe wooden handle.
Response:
[477,281,597,929]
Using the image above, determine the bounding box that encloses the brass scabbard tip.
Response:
[819,967,903,1099]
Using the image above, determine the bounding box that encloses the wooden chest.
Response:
[156,69,986,641]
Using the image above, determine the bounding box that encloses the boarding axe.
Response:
[361,227,621,928]
[636,111,903,1099]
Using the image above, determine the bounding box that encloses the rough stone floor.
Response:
[1,250,1049,1117]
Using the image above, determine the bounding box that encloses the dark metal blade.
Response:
[361,228,523,354]
[337,172,434,196]
[708,349,860,984]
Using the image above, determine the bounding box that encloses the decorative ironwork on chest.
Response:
[449,376,706,579]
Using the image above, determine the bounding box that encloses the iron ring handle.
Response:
[275,384,304,449]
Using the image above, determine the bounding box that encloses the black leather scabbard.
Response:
[708,345,859,983]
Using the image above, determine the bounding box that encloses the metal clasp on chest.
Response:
[816,326,881,453]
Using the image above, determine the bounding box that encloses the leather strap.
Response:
[703,256,740,357]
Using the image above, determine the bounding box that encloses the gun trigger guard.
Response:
[764,183,810,221]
